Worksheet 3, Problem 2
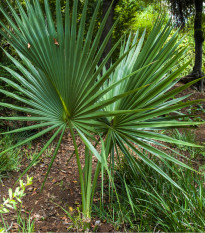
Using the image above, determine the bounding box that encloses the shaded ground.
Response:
[0,83,205,232]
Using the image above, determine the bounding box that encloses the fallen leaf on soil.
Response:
[53,38,59,46]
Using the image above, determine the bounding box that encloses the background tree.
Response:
[0,0,8,63]
[99,0,119,67]
[168,0,204,91]
[100,0,166,65]
[192,0,204,78]
[1,0,204,84]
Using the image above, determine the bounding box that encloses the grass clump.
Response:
[94,154,205,232]
[0,135,21,178]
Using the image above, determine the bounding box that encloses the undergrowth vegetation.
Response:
[94,155,205,232]
[0,135,21,178]
[171,129,205,159]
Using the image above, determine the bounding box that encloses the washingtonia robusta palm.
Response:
[0,0,203,222]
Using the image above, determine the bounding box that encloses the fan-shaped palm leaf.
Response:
[0,0,147,220]
[98,21,204,192]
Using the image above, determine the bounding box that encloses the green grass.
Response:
[16,211,35,233]
[93,152,205,232]
[0,134,21,178]
[0,211,35,233]
[0,124,45,178]
[170,128,204,159]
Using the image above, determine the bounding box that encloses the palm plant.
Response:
[0,0,203,226]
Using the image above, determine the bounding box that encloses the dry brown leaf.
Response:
[53,38,59,46]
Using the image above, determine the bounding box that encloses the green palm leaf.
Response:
[99,19,204,187]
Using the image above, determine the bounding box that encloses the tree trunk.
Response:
[0,0,9,63]
[0,35,3,63]
[192,0,204,91]
[100,0,119,68]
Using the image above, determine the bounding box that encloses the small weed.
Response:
[24,143,55,166]
[186,104,205,121]
[44,145,55,158]
[66,207,88,232]
[16,211,35,233]
[51,201,90,232]
[57,180,64,188]
[0,176,35,233]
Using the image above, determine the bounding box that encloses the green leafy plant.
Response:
[0,0,204,227]
[0,176,33,214]
[0,176,34,233]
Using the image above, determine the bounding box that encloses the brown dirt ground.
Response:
[0,83,205,232]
